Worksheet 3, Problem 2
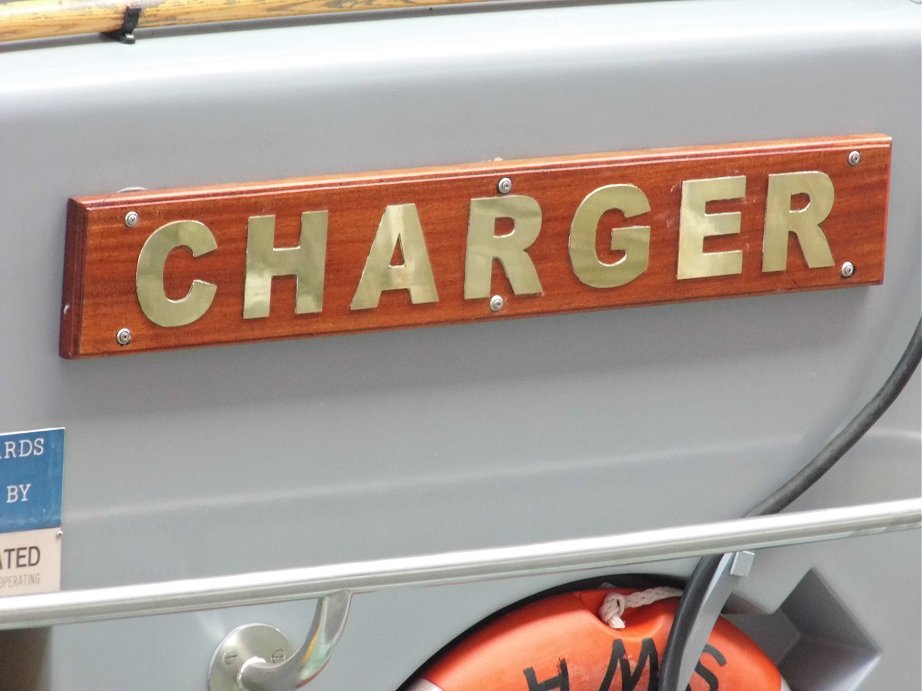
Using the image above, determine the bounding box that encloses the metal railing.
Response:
[1,497,918,690]
[0,497,918,629]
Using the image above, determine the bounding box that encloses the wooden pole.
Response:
[0,0,485,43]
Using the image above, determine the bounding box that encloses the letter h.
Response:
[524,659,570,691]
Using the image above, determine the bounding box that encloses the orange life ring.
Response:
[407,588,788,691]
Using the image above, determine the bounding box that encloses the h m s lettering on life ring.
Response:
[406,588,789,691]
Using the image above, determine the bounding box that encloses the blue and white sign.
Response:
[0,428,63,533]
[0,428,63,596]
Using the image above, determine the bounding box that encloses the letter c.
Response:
[136,220,217,327]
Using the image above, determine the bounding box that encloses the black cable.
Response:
[745,318,922,516]
[659,317,922,691]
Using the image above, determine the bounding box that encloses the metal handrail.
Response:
[0,497,918,630]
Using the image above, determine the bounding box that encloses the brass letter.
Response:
[569,184,651,288]
[351,204,439,310]
[677,176,746,280]
[464,195,543,299]
[136,220,217,327]
[243,212,328,319]
[762,171,835,272]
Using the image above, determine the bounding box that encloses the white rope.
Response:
[598,587,684,629]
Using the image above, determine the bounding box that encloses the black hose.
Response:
[658,317,922,691]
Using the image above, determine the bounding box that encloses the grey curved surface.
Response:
[0,0,918,688]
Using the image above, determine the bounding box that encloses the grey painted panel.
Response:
[0,0,918,688]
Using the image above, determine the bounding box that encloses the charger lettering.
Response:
[135,171,835,327]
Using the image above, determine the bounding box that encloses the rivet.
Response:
[497,177,513,195]
[56,530,63,539]
[124,210,140,227]
[116,328,133,346]
[489,295,505,312]
[270,649,286,664]
[840,261,855,278]
[847,151,861,167]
